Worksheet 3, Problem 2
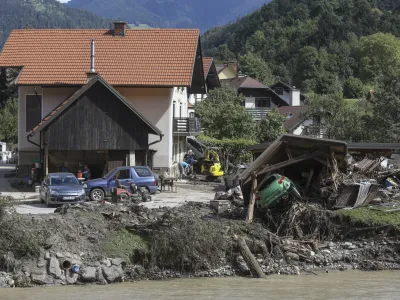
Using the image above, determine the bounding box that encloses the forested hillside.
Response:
[67,0,269,32]
[0,0,111,49]
[202,0,400,95]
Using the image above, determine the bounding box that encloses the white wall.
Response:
[290,90,301,106]
[117,87,174,168]
[42,87,79,116]
[172,87,188,118]
[244,97,276,109]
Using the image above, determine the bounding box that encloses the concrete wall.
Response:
[116,87,173,168]
[172,87,188,118]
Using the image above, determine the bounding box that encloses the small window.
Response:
[114,169,130,180]
[255,97,271,108]
[135,167,152,177]
[26,95,42,132]
[259,175,277,191]
[275,88,284,95]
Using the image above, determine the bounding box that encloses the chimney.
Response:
[290,87,301,107]
[87,39,97,82]
[113,21,127,36]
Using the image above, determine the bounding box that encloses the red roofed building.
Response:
[0,22,206,177]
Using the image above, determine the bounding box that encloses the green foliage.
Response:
[195,86,255,140]
[257,108,286,143]
[197,135,256,168]
[303,93,371,142]
[337,208,400,227]
[103,229,148,263]
[239,52,274,85]
[0,98,18,144]
[202,0,400,94]
[368,77,400,142]
[356,33,400,84]
[0,0,111,49]
[343,77,365,99]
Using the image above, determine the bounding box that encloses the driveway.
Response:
[0,164,39,201]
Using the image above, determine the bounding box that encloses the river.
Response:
[1,271,399,300]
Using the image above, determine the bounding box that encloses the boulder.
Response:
[102,259,112,267]
[65,272,78,285]
[7,278,15,287]
[44,252,51,260]
[102,266,124,283]
[31,274,54,285]
[56,252,64,259]
[111,258,125,266]
[49,257,62,278]
[96,267,108,285]
[81,267,97,282]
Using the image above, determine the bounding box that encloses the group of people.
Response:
[61,162,91,181]
[179,149,197,178]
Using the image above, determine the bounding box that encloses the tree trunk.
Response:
[246,173,257,223]
[235,235,266,279]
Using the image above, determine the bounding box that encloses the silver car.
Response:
[39,173,85,207]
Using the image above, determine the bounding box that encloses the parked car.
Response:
[256,173,302,208]
[39,173,85,207]
[83,166,158,201]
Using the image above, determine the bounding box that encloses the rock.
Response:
[31,274,54,285]
[13,272,31,287]
[328,242,335,249]
[310,251,315,256]
[7,279,15,287]
[0,277,9,288]
[56,252,64,259]
[102,259,112,267]
[64,252,73,258]
[111,258,125,266]
[81,267,97,282]
[49,257,62,278]
[96,267,108,285]
[293,266,301,275]
[321,250,331,255]
[102,266,124,283]
[286,252,300,261]
[65,272,79,284]
[44,252,51,260]
[37,260,46,268]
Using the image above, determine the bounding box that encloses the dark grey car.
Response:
[39,173,85,207]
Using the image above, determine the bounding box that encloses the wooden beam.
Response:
[234,235,266,279]
[246,172,257,223]
[257,151,321,176]
[284,142,292,159]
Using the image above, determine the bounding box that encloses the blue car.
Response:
[40,173,86,207]
[83,166,158,201]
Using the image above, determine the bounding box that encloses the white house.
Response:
[0,22,206,177]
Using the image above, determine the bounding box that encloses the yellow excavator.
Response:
[186,137,224,181]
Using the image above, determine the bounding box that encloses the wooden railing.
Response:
[173,117,201,134]
[302,125,329,138]
[245,108,271,120]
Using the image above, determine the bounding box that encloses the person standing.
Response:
[82,165,91,181]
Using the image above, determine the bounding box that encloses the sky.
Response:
[57,0,70,3]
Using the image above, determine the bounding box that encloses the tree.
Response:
[343,76,364,98]
[368,77,400,142]
[195,86,255,140]
[239,52,275,86]
[357,33,400,84]
[0,98,18,144]
[303,93,370,142]
[257,108,286,143]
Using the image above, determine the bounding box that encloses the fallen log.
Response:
[234,235,266,279]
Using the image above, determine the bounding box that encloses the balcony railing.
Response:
[173,117,201,135]
[302,125,329,138]
[245,108,271,120]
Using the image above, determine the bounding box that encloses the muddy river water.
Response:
[1,271,399,300]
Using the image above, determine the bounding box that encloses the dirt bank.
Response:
[0,183,399,287]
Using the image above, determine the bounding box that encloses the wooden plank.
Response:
[257,151,321,176]
[246,172,257,223]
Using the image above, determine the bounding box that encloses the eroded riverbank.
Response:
[1,271,400,300]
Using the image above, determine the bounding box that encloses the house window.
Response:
[275,88,284,95]
[255,97,271,108]
[26,95,42,132]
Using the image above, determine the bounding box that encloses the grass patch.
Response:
[103,229,148,263]
[337,207,400,227]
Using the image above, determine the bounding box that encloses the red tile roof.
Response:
[202,57,213,79]
[0,29,200,86]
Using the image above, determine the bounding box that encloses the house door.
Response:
[107,150,128,174]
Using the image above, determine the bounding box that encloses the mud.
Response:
[0,182,399,288]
